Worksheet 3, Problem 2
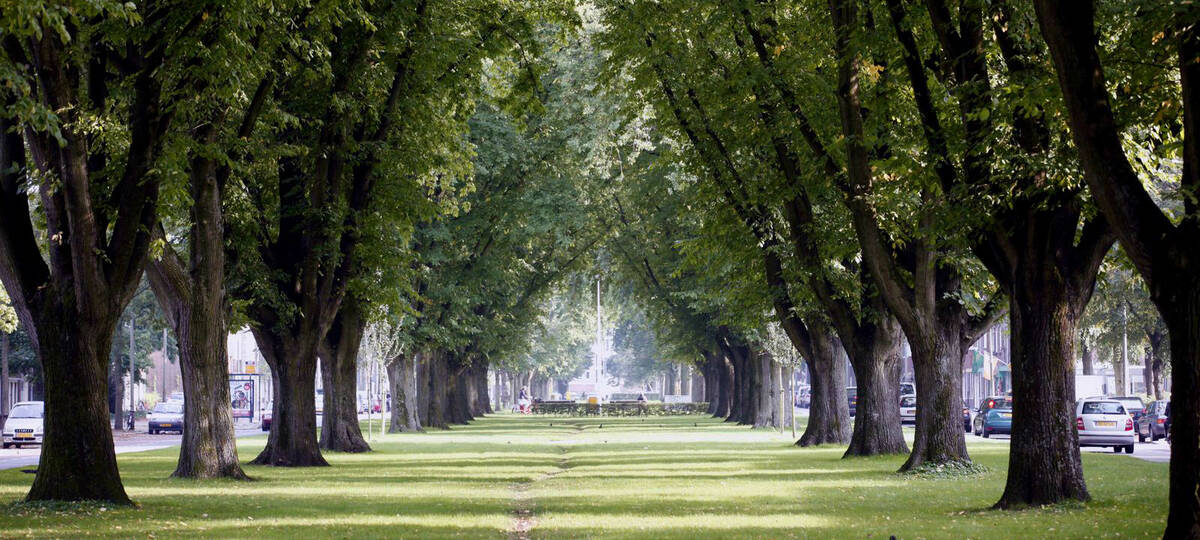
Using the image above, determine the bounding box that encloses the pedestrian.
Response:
[518,387,531,414]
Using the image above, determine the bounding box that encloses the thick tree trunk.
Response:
[447,361,474,425]
[145,123,247,479]
[714,353,733,418]
[474,362,492,416]
[844,325,908,457]
[1081,340,1095,375]
[996,287,1089,507]
[27,309,131,503]
[1161,290,1200,537]
[797,329,851,446]
[173,330,247,478]
[318,301,369,453]
[421,351,449,429]
[250,330,328,467]
[386,352,421,432]
[900,322,970,471]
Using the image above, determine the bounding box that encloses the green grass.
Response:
[0,414,1168,538]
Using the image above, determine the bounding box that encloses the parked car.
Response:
[900,382,915,397]
[1076,399,1136,453]
[2,401,44,448]
[1137,400,1170,442]
[847,387,858,417]
[899,394,917,424]
[974,396,1013,437]
[148,401,184,434]
[1109,396,1146,425]
[795,385,811,408]
[962,401,972,432]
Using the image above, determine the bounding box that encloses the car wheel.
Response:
[1139,433,1146,443]
[1112,446,1121,453]
[1125,444,1135,454]
[1,443,8,449]
[982,428,990,438]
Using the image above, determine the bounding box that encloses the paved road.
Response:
[0,421,265,471]
[964,430,1171,463]
[799,408,1171,464]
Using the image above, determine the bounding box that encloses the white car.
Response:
[3,401,44,448]
[148,401,184,434]
[899,394,917,424]
[1076,399,1135,453]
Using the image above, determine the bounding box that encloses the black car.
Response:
[847,387,857,417]
[1110,396,1146,425]
[1137,400,1170,442]
[962,401,972,432]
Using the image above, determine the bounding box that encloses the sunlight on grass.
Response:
[0,413,1169,538]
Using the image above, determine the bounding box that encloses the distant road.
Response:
[0,421,265,471]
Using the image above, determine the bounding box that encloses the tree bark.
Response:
[474,362,492,416]
[797,329,851,446]
[386,352,422,432]
[1081,339,1095,376]
[714,352,733,418]
[996,286,1090,507]
[1161,291,1200,537]
[318,299,369,453]
[27,309,131,503]
[110,358,125,431]
[844,324,908,457]
[249,329,328,466]
[753,352,775,428]
[421,350,449,429]
[901,322,970,470]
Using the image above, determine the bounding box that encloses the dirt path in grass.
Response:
[508,425,580,539]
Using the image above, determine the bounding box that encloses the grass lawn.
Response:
[0,414,1168,538]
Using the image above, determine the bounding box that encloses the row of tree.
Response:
[587,0,1198,534]
[0,0,595,504]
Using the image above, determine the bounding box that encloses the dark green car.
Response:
[973,396,1014,437]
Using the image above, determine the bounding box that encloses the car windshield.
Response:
[9,403,42,418]
[153,402,183,414]
[1114,398,1144,411]
[900,396,916,407]
[1082,401,1126,415]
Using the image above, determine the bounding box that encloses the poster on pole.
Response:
[230,378,254,419]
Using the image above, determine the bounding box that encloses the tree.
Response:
[1030,0,1198,527]
[0,1,226,503]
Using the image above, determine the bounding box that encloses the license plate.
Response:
[1000,413,1011,418]
[1096,420,1116,427]
[15,429,32,434]
[159,423,173,427]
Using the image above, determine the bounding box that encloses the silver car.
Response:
[899,394,917,424]
[1075,399,1135,453]
[2,401,44,448]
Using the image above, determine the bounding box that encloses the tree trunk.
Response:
[1161,289,1200,537]
[715,353,733,418]
[1,332,7,417]
[900,322,970,471]
[753,353,774,428]
[27,309,131,503]
[421,351,449,429]
[996,287,1089,507]
[318,300,369,453]
[797,329,851,446]
[1081,340,1095,375]
[1114,343,1127,395]
[386,352,422,432]
[844,324,908,457]
[474,362,492,415]
[249,329,328,467]
[110,358,125,431]
[145,122,247,479]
